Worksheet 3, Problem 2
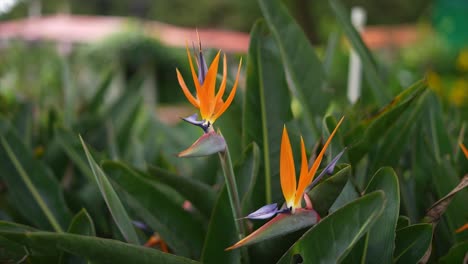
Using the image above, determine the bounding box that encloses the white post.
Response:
[347,7,366,104]
[28,0,41,18]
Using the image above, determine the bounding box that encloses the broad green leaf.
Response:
[277,191,385,264]
[369,90,427,173]
[67,209,95,236]
[329,178,360,213]
[242,20,293,206]
[0,231,199,264]
[227,209,320,250]
[103,161,205,259]
[257,0,330,127]
[394,224,432,264]
[0,122,71,232]
[439,241,468,264]
[364,167,400,264]
[308,165,350,216]
[201,188,241,264]
[80,136,139,244]
[396,216,411,231]
[344,79,427,165]
[147,166,216,218]
[328,0,388,104]
[60,209,96,264]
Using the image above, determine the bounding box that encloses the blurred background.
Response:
[0,0,467,109]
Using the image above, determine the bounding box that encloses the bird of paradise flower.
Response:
[227,117,345,250]
[176,36,242,158]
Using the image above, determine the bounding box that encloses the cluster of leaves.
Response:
[0,0,466,263]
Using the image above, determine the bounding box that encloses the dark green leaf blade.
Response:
[328,0,388,104]
[258,0,330,124]
[394,224,432,264]
[242,19,294,207]
[364,167,400,264]
[277,191,385,264]
[0,122,71,232]
[103,161,205,259]
[79,136,139,244]
[147,166,216,218]
[308,165,350,216]
[0,231,199,264]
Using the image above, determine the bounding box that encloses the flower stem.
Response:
[218,145,245,239]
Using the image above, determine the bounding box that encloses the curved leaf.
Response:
[258,0,330,126]
[394,224,432,264]
[80,136,139,244]
[242,20,293,206]
[439,241,468,264]
[328,0,388,104]
[103,161,205,259]
[147,166,216,218]
[0,231,199,264]
[308,165,350,216]
[364,167,400,264]
[0,122,71,232]
[277,191,385,264]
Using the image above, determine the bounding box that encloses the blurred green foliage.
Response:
[0,0,467,263]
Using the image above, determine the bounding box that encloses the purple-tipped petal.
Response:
[243,203,279,220]
[182,113,210,132]
[307,148,347,192]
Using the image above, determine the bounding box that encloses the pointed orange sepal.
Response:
[460,142,468,159]
[294,117,344,207]
[280,126,297,208]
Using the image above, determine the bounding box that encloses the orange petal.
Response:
[280,126,296,208]
[176,69,199,108]
[213,54,227,112]
[294,136,309,208]
[200,51,221,119]
[185,44,201,95]
[212,57,242,122]
[455,223,468,233]
[460,142,468,159]
[294,117,344,207]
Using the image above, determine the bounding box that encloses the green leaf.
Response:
[67,209,96,236]
[79,136,139,244]
[439,241,468,264]
[328,0,388,104]
[364,167,400,264]
[0,231,199,264]
[201,188,241,264]
[344,79,427,165]
[396,216,411,231]
[242,20,294,206]
[102,161,205,259]
[0,122,71,232]
[308,165,350,216]
[87,67,115,113]
[394,224,433,264]
[60,209,96,264]
[257,0,330,127]
[236,143,261,214]
[147,166,216,218]
[277,191,385,264]
[55,128,95,181]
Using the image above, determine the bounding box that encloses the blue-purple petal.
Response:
[244,203,279,220]
[307,148,347,192]
[182,113,210,132]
